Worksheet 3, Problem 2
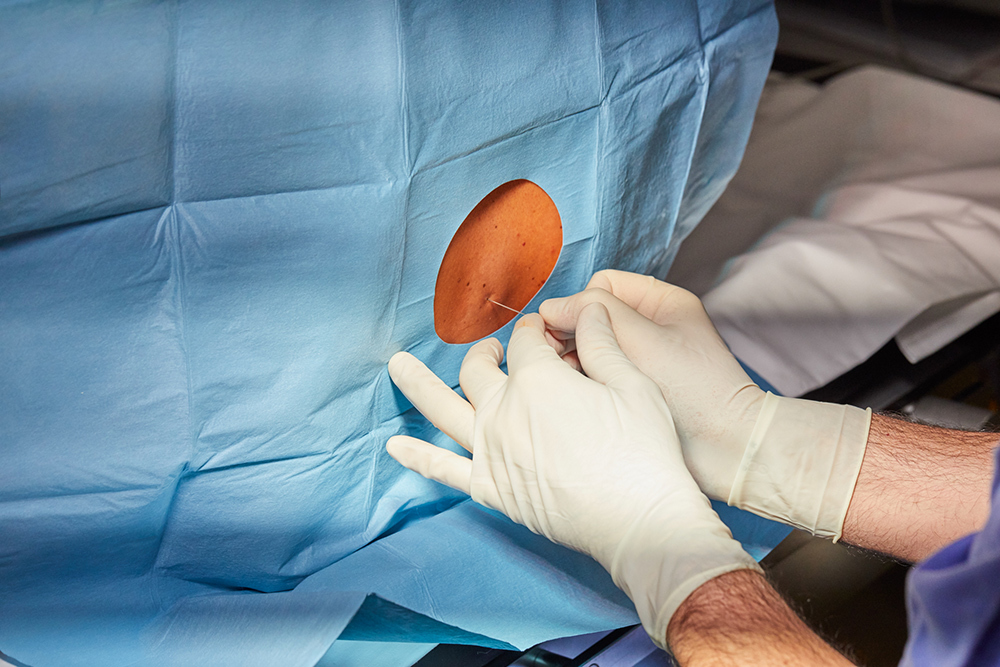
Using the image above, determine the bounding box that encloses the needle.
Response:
[487,298,526,316]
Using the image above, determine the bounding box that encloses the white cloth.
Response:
[669,66,1000,396]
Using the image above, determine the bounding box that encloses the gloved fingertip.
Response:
[385,435,407,460]
[469,337,505,365]
[387,434,425,463]
[584,270,616,291]
[538,295,568,319]
[385,436,399,461]
[388,350,411,364]
[514,312,544,331]
[486,336,504,356]
[387,351,416,379]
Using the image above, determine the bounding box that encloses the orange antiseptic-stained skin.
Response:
[434,179,563,344]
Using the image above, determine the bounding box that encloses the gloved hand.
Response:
[540,271,872,541]
[387,304,759,648]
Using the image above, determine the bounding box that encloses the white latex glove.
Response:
[540,271,872,541]
[387,305,759,648]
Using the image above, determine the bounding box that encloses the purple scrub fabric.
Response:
[904,444,1000,666]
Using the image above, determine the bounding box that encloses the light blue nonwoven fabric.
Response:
[0,1,783,665]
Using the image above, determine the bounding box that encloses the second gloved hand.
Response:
[386,304,759,649]
[540,271,872,541]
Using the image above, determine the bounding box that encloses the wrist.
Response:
[727,393,871,540]
[609,493,761,650]
[667,569,853,666]
[841,413,996,561]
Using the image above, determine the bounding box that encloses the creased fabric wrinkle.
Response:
[363,370,389,525]
[372,540,441,619]
[172,179,400,208]
[193,451,332,476]
[385,0,413,352]
[0,483,173,505]
[304,371,384,423]
[6,154,156,200]
[412,101,604,175]
[0,205,171,247]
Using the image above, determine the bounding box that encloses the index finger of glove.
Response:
[575,301,648,391]
[585,269,658,307]
[589,270,703,324]
[506,313,565,374]
[539,286,651,337]
[388,352,474,451]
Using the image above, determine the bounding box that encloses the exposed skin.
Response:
[667,570,855,667]
[433,179,561,344]
[841,413,995,562]
[666,414,997,665]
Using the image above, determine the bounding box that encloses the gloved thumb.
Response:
[575,301,646,390]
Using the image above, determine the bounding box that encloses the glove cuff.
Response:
[610,497,762,650]
[728,393,872,540]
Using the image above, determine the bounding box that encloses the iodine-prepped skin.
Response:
[434,180,562,344]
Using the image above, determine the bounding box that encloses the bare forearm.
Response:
[842,414,997,562]
[667,570,854,667]
[664,414,996,664]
